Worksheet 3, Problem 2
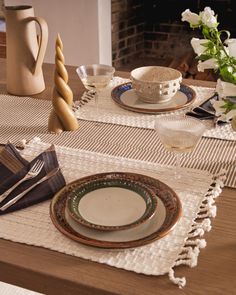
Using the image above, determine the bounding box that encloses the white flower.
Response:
[225,39,236,58]
[215,109,236,122]
[211,99,236,121]
[190,38,208,55]
[212,100,226,116]
[226,110,236,121]
[197,58,218,72]
[181,9,200,26]
[216,78,236,98]
[200,7,217,28]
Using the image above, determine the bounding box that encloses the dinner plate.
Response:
[111,82,196,114]
[66,175,157,231]
[50,172,182,249]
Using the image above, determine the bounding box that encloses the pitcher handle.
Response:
[27,16,48,75]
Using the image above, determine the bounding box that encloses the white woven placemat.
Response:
[0,282,43,295]
[76,77,236,141]
[0,138,225,288]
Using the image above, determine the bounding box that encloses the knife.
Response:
[0,167,60,211]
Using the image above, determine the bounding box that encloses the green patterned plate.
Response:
[66,174,157,231]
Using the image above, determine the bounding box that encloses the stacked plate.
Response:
[111,82,196,114]
[50,172,182,249]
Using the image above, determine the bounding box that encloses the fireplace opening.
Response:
[112,0,236,81]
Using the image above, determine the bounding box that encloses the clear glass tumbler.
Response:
[154,115,206,179]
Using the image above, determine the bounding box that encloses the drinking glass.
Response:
[76,64,115,117]
[154,115,206,179]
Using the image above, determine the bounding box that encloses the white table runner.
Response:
[0,138,225,288]
[0,79,235,145]
[0,92,235,187]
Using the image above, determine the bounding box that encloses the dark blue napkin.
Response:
[186,93,218,120]
[0,143,66,214]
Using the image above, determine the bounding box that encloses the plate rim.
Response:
[50,172,182,249]
[66,176,158,231]
[111,82,196,114]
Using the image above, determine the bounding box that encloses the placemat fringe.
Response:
[169,171,225,287]
[191,219,212,232]
[168,269,186,289]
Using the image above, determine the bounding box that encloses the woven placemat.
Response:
[0,139,225,288]
[0,282,42,295]
[75,77,236,141]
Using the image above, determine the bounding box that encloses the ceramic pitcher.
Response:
[4,5,48,95]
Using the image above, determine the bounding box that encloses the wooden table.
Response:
[0,59,235,295]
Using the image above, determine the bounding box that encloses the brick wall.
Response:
[112,0,236,70]
[144,0,236,60]
[112,0,145,69]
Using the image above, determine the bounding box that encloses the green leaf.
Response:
[221,100,236,113]
[201,41,211,48]
[197,54,213,61]
[202,27,210,39]
[219,66,236,84]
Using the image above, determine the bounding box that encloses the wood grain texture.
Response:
[0,33,6,58]
[0,32,6,45]
[0,58,235,295]
[0,45,5,58]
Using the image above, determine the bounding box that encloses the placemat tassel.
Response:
[197,170,226,219]
[191,219,212,232]
[168,269,186,288]
[75,91,95,108]
[187,228,205,238]
[16,139,28,149]
[198,204,217,218]
[185,238,207,248]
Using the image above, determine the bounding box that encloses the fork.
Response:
[0,159,44,203]
[0,167,59,211]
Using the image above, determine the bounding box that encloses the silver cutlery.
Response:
[0,167,60,211]
[0,159,44,203]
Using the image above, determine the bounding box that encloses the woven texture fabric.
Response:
[0,79,235,145]
[0,282,43,295]
[0,90,235,188]
[0,139,225,287]
[76,77,236,141]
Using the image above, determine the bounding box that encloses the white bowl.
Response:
[131,66,182,103]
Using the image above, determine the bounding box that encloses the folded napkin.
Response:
[186,93,219,120]
[0,143,66,214]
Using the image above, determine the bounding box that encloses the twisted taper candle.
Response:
[48,34,79,134]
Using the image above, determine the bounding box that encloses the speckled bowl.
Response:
[131,66,182,103]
